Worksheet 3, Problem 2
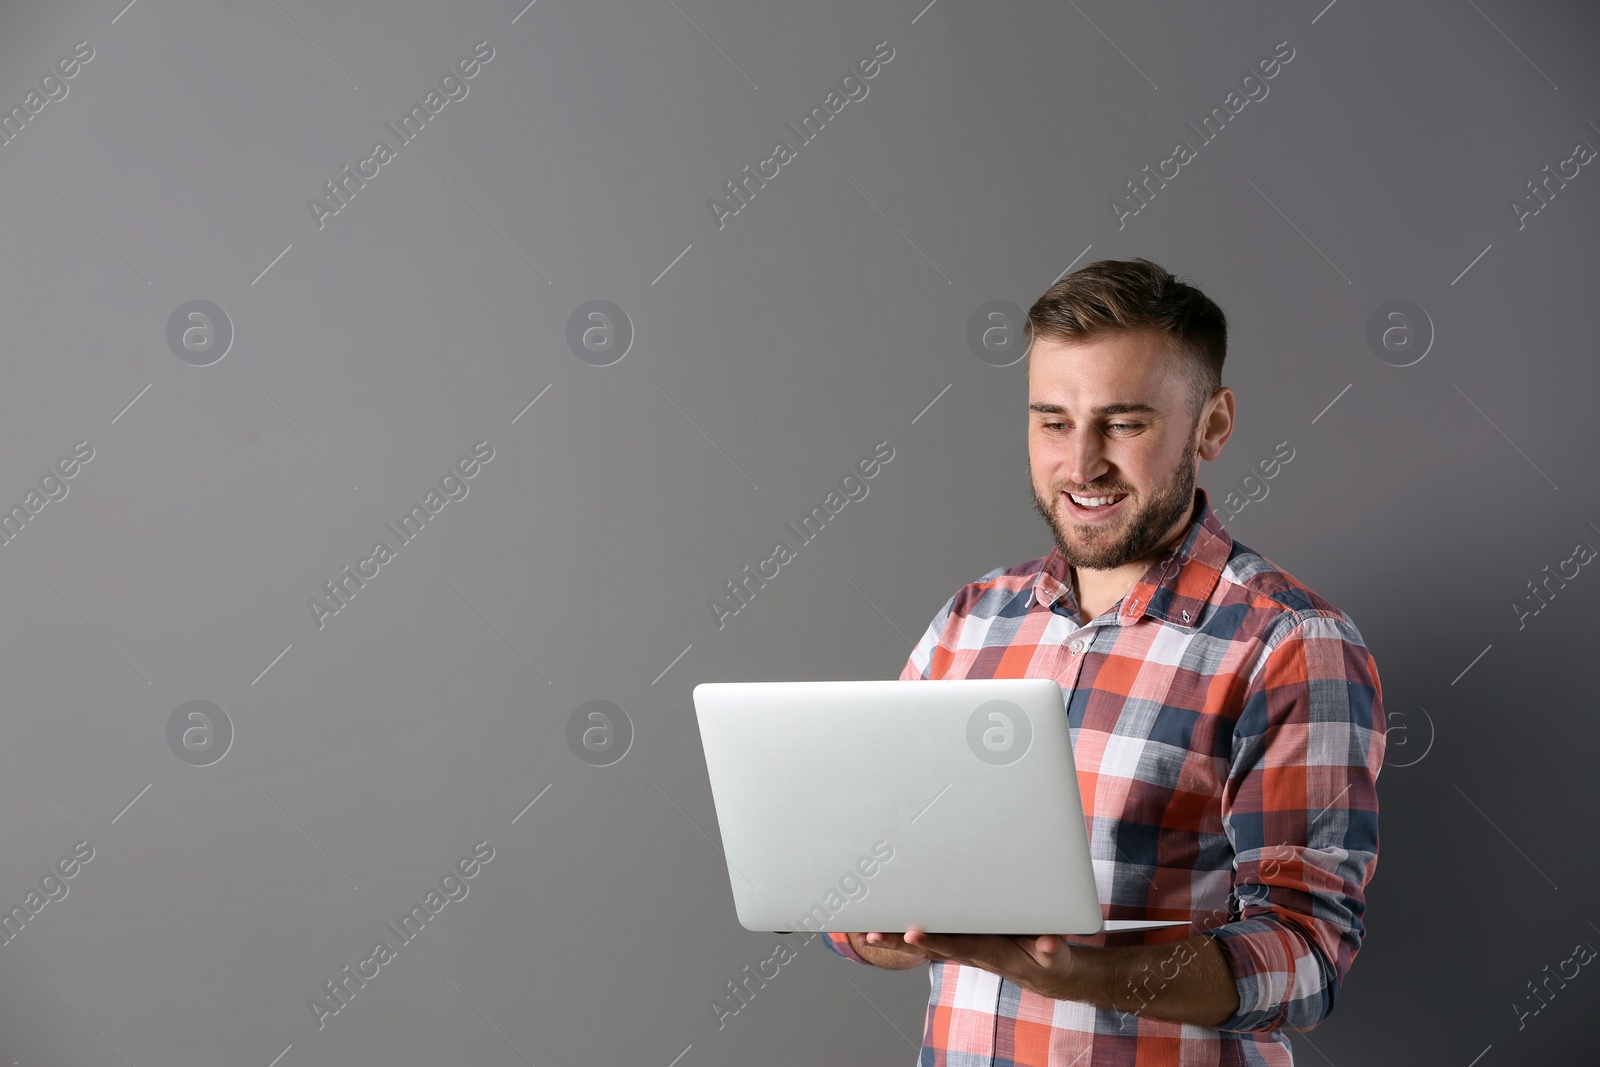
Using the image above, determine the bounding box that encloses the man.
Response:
[825,259,1384,1065]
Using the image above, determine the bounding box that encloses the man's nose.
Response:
[1065,428,1110,488]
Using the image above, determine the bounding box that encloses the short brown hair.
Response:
[1025,258,1227,426]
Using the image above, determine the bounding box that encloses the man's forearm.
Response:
[844,930,1240,1027]
[1063,934,1239,1028]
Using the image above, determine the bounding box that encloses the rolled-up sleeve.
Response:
[1201,610,1385,1032]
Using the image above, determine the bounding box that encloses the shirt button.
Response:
[1069,639,1085,654]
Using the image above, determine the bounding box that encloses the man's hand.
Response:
[847,929,1076,993]
[893,928,1080,998]
[845,930,930,970]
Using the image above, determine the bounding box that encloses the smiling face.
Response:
[1027,329,1230,573]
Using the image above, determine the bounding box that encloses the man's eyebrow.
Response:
[1028,401,1161,416]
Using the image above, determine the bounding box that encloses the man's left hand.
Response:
[864,928,1081,1001]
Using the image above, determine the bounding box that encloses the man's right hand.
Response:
[847,931,932,970]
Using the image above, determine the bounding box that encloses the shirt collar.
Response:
[1030,486,1232,629]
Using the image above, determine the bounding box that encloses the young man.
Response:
[826,259,1385,1065]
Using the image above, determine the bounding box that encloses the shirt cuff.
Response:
[1200,918,1334,1031]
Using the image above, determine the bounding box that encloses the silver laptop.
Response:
[693,678,1188,936]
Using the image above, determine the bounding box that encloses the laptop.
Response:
[693,678,1188,936]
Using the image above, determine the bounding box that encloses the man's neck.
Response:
[1070,564,1146,623]
[1068,505,1194,622]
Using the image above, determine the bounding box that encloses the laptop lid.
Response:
[694,678,1181,936]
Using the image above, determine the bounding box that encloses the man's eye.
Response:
[1039,421,1140,432]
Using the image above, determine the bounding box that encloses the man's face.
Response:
[1027,330,1203,571]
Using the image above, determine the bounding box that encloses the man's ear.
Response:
[1196,388,1235,461]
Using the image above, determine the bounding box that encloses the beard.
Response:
[1029,444,1198,571]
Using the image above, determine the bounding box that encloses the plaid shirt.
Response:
[824,486,1384,1066]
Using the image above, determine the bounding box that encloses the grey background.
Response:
[0,0,1595,1063]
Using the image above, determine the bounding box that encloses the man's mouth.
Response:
[1066,492,1126,508]
[1061,490,1129,519]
